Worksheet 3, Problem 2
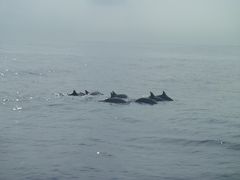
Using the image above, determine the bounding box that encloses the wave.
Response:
[126,136,240,151]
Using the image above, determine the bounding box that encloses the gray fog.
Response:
[0,0,239,45]
[1,1,240,180]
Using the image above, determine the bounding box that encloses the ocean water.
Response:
[0,42,240,180]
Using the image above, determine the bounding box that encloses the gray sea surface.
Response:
[0,42,240,180]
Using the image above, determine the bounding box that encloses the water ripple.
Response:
[126,136,240,151]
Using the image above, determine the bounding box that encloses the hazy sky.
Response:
[0,0,239,45]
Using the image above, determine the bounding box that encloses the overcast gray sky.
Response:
[0,0,239,45]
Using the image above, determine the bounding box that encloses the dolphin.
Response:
[111,91,128,99]
[149,92,164,101]
[85,90,104,96]
[157,91,173,101]
[99,97,128,104]
[68,90,85,96]
[135,97,157,105]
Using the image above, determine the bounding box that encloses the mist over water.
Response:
[0,0,239,45]
[1,1,240,180]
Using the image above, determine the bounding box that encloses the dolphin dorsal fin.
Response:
[72,90,78,95]
[110,91,114,97]
[162,91,166,96]
[85,90,89,95]
[111,91,117,97]
[150,91,155,97]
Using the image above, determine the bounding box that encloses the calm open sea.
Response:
[0,42,240,180]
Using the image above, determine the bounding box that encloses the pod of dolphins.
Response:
[68,90,173,105]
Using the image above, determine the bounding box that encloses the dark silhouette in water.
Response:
[157,91,173,101]
[68,90,85,96]
[149,92,164,101]
[111,91,128,99]
[85,90,103,96]
[135,97,157,105]
[68,90,172,104]
[99,97,128,104]
[68,90,78,96]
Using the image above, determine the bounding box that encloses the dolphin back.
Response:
[100,97,128,104]
[158,91,173,101]
[111,91,128,99]
[135,98,157,105]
